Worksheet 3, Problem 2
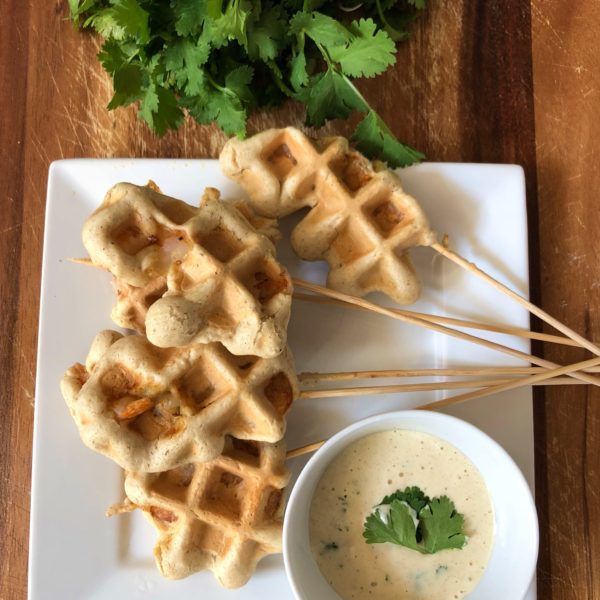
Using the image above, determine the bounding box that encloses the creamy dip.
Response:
[309,429,494,600]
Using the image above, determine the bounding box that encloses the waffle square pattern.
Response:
[83,183,292,358]
[125,437,289,588]
[61,331,298,472]
[221,127,436,304]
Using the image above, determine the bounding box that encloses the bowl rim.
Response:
[282,409,539,600]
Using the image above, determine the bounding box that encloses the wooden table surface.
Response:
[1,1,599,598]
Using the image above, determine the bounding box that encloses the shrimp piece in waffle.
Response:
[124,436,289,588]
[83,183,291,358]
[60,331,298,472]
[220,127,435,305]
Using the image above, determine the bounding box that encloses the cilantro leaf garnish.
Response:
[363,499,422,552]
[380,485,430,514]
[363,486,468,554]
[69,0,426,166]
[420,496,468,553]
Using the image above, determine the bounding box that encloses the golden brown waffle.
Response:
[111,277,168,333]
[60,331,298,472]
[124,436,289,587]
[231,199,281,244]
[221,127,436,305]
[83,183,291,358]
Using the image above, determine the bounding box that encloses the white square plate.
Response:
[30,160,536,599]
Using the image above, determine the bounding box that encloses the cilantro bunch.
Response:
[69,0,426,167]
[363,486,468,553]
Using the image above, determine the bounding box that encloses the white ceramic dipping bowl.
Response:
[283,410,538,600]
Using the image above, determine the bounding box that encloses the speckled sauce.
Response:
[309,430,494,600]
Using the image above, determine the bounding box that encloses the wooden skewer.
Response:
[68,257,96,267]
[75,253,586,351]
[299,376,586,399]
[106,499,136,517]
[292,279,600,387]
[287,441,326,460]
[294,292,578,348]
[287,355,600,460]
[431,241,600,356]
[75,247,592,353]
[299,365,600,383]
[421,354,600,410]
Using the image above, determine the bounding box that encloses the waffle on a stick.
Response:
[83,183,291,358]
[221,127,435,305]
[124,436,288,587]
[61,331,298,472]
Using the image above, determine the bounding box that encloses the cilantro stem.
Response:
[339,73,369,111]
[375,0,400,40]
[205,71,238,99]
[315,40,334,67]
[341,73,400,139]
[309,36,412,160]
[267,62,295,99]
[375,0,389,27]
[374,0,414,42]
[310,36,379,125]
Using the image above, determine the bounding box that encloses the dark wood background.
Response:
[1,0,599,598]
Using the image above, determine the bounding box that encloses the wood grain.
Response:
[0,0,598,598]
[0,2,33,599]
[532,1,600,597]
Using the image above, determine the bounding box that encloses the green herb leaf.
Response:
[212,95,247,136]
[352,110,425,168]
[420,496,468,553]
[290,49,308,91]
[290,31,308,92]
[163,37,210,95]
[171,0,220,36]
[98,39,129,75]
[107,63,144,108]
[225,65,254,104]
[110,0,150,43]
[139,83,184,135]
[363,486,468,554]
[85,8,127,40]
[363,0,425,42]
[70,0,425,161]
[204,0,252,49]
[289,11,350,51]
[380,486,430,514]
[69,0,99,25]
[183,69,249,138]
[296,68,367,128]
[329,18,396,78]
[247,6,286,61]
[363,500,422,552]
